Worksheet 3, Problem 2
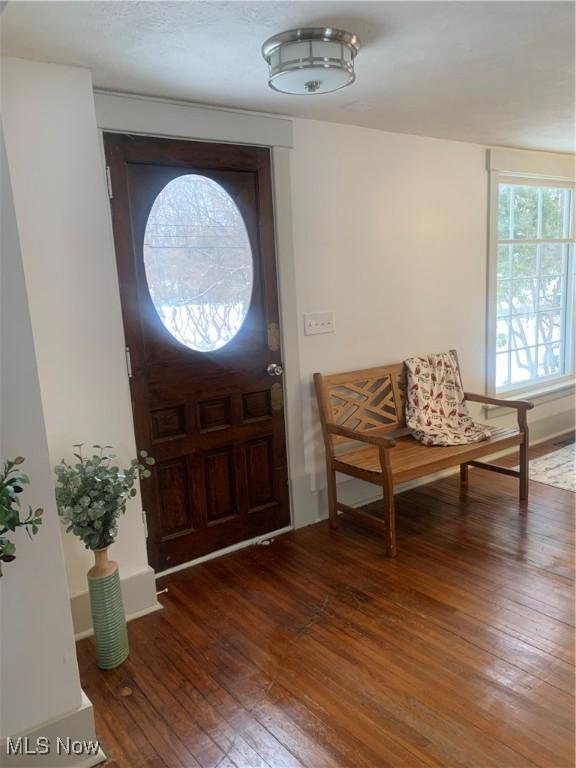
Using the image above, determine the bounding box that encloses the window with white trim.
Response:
[490,177,575,395]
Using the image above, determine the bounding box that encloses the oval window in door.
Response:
[143,174,254,352]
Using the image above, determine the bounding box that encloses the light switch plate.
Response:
[304,311,335,336]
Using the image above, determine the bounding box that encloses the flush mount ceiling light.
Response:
[262,27,361,95]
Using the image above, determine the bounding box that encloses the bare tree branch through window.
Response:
[143,175,253,352]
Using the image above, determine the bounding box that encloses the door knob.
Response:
[267,363,284,376]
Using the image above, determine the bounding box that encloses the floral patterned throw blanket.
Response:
[405,351,492,447]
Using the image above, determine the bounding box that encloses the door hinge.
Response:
[142,509,148,538]
[125,346,133,378]
[105,165,113,199]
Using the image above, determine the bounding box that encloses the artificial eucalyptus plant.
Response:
[55,445,154,551]
[0,457,43,576]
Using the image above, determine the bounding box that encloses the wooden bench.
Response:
[314,352,534,557]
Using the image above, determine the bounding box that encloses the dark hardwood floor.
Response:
[78,435,575,768]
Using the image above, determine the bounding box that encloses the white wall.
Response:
[0,125,86,742]
[0,59,155,604]
[289,118,575,492]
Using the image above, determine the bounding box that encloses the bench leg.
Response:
[460,463,469,483]
[383,491,396,557]
[519,433,529,502]
[326,458,339,529]
[378,446,396,557]
[380,455,396,557]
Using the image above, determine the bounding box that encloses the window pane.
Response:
[510,347,537,384]
[497,245,510,278]
[541,188,567,239]
[143,174,254,352]
[511,279,536,314]
[512,186,538,240]
[539,243,564,276]
[537,343,562,378]
[496,352,509,388]
[498,185,511,240]
[497,280,510,316]
[494,181,573,393]
[511,244,537,277]
[537,311,562,345]
[539,276,563,309]
[496,319,509,351]
[510,314,536,348]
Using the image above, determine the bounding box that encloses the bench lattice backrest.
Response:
[317,364,407,445]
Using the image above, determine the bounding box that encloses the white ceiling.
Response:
[1,1,574,152]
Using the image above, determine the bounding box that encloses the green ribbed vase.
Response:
[88,549,129,670]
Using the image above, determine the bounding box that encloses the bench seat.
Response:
[334,426,522,485]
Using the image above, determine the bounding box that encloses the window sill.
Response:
[483,381,575,419]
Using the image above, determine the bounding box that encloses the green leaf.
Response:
[53,443,146,550]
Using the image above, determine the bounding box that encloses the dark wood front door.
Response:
[105,134,290,572]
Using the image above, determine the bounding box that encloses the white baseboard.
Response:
[1,692,105,767]
[71,566,162,640]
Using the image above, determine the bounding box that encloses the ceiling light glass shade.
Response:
[262,28,360,95]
